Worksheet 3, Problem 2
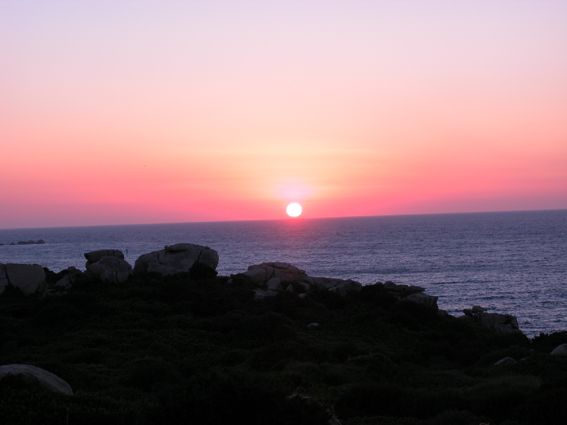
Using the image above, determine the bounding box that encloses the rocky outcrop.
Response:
[311,276,362,296]
[85,250,132,284]
[494,356,517,366]
[463,306,521,334]
[550,343,567,356]
[0,364,73,395]
[84,249,124,265]
[134,243,219,277]
[404,292,439,310]
[367,281,439,310]
[236,262,362,299]
[0,263,46,296]
[54,267,83,289]
[382,282,425,298]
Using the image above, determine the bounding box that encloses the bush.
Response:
[122,357,181,391]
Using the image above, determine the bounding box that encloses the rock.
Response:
[311,277,362,295]
[404,292,439,310]
[254,289,280,300]
[84,249,125,265]
[0,264,9,296]
[15,239,46,245]
[243,262,311,287]
[1,263,46,295]
[54,267,82,289]
[86,256,132,284]
[551,343,567,356]
[238,262,362,297]
[0,364,73,395]
[494,356,517,366]
[307,322,320,329]
[463,306,521,334]
[328,413,343,425]
[134,243,219,277]
[383,282,425,297]
[266,277,282,291]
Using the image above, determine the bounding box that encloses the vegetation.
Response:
[1,272,567,424]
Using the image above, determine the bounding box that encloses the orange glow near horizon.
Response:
[1,1,567,228]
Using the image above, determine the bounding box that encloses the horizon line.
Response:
[1,207,566,232]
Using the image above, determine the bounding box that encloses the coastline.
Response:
[2,244,567,424]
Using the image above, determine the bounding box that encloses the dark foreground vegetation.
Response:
[2,272,567,425]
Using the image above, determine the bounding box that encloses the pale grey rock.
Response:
[84,249,124,265]
[0,364,73,395]
[307,322,320,329]
[266,277,282,291]
[254,289,279,300]
[311,277,362,295]
[405,292,439,310]
[494,356,517,366]
[328,413,343,425]
[243,262,311,286]
[239,262,362,297]
[463,306,521,334]
[54,267,82,289]
[134,243,219,277]
[5,264,46,295]
[243,266,270,285]
[86,257,132,284]
[383,282,425,297]
[551,343,567,356]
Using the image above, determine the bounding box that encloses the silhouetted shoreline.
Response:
[2,245,567,424]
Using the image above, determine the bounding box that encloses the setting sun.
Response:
[286,202,303,218]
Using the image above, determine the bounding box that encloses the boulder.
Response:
[237,262,363,298]
[2,263,46,295]
[463,306,521,334]
[494,356,517,366]
[86,256,132,284]
[551,343,567,356]
[240,262,315,297]
[84,249,125,265]
[134,243,219,277]
[383,282,425,298]
[254,288,280,300]
[54,267,83,289]
[266,277,282,291]
[243,262,311,286]
[311,277,362,295]
[404,292,439,310]
[0,364,73,395]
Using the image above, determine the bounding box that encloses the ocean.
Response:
[1,210,566,336]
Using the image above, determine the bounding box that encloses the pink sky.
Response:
[1,0,566,228]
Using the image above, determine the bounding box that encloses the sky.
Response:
[1,0,566,228]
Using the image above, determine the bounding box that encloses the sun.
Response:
[286,202,303,218]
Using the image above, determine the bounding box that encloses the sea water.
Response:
[1,210,566,335]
